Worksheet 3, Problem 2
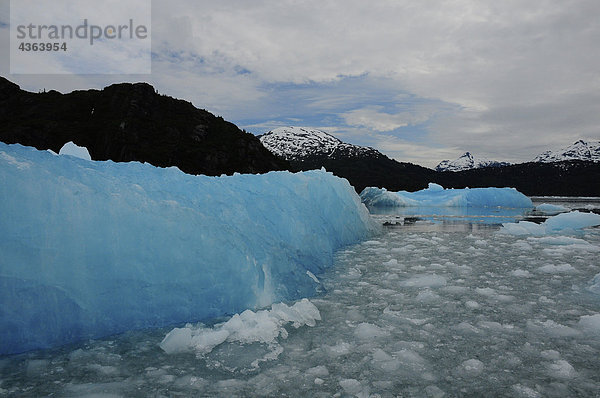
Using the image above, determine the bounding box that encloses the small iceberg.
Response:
[360,183,533,208]
[534,203,570,215]
[499,211,600,236]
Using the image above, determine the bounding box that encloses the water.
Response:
[1,203,600,397]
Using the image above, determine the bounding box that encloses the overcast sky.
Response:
[1,0,599,167]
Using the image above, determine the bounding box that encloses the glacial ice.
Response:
[58,141,92,161]
[0,143,376,355]
[500,211,600,236]
[360,183,533,208]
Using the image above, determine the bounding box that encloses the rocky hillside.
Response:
[0,77,288,176]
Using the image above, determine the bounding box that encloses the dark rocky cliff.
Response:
[0,77,288,176]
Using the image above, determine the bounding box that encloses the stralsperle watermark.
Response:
[10,0,151,74]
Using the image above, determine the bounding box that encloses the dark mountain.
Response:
[259,127,435,193]
[0,77,288,176]
[260,126,600,196]
[434,161,599,197]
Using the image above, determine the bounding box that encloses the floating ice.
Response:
[354,323,389,340]
[545,360,577,379]
[160,299,321,359]
[458,358,484,376]
[535,203,569,215]
[360,183,533,208]
[589,273,600,295]
[0,143,376,355]
[577,314,600,335]
[399,274,447,288]
[544,211,600,232]
[500,211,600,236]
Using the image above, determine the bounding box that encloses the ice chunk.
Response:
[360,184,532,208]
[499,221,546,236]
[457,358,484,376]
[59,141,91,161]
[536,264,576,274]
[577,314,600,335]
[511,384,542,398]
[500,211,600,236]
[354,323,389,339]
[589,273,600,295]
[160,299,320,355]
[526,320,581,338]
[425,385,446,398]
[339,379,364,396]
[530,236,596,247]
[511,269,532,278]
[546,360,577,379]
[306,365,329,377]
[0,143,375,355]
[540,350,561,360]
[535,203,569,215]
[399,274,447,288]
[159,328,194,354]
[544,210,600,232]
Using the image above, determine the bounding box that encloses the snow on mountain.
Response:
[435,152,510,172]
[259,127,382,161]
[532,140,600,163]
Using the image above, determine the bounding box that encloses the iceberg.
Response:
[360,183,533,208]
[499,211,600,236]
[535,203,569,215]
[0,143,377,355]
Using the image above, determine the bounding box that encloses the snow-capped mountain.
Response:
[532,140,600,163]
[259,126,382,161]
[435,152,510,172]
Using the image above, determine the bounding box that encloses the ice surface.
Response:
[500,210,600,236]
[0,143,376,355]
[58,141,91,161]
[360,183,533,208]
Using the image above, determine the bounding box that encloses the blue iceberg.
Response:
[360,183,533,208]
[0,143,377,355]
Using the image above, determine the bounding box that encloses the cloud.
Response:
[340,105,439,132]
[2,0,599,166]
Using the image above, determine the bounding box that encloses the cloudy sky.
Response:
[1,0,599,167]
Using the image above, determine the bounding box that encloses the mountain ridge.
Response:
[532,140,600,163]
[259,126,383,162]
[259,126,600,196]
[0,76,288,176]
